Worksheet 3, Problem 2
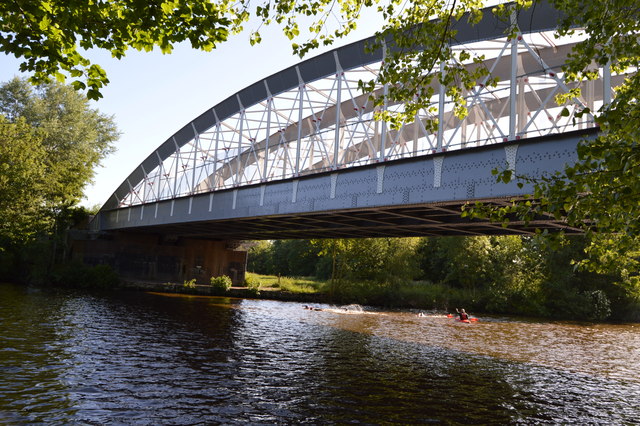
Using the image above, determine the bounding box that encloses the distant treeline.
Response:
[248,236,640,321]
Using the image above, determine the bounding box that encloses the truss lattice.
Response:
[108,12,623,210]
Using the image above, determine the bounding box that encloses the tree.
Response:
[0,0,246,99]
[0,116,48,245]
[0,78,118,247]
[417,237,493,289]
[312,237,420,284]
[0,78,118,208]
[247,240,274,274]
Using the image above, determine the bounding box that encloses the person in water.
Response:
[456,308,469,321]
[303,305,324,311]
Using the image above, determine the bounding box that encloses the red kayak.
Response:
[448,314,479,322]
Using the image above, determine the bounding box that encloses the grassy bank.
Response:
[244,272,640,321]
[246,273,325,294]
[247,273,485,313]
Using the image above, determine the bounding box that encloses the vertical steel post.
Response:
[333,51,343,169]
[212,109,220,190]
[282,132,288,179]
[263,81,272,182]
[517,67,526,135]
[583,79,594,129]
[461,89,468,148]
[380,82,389,161]
[155,151,163,201]
[413,110,419,155]
[296,88,303,175]
[236,95,245,186]
[191,123,199,194]
[437,59,446,150]
[603,61,612,107]
[237,110,244,186]
[295,66,305,176]
[379,43,388,162]
[172,137,179,198]
[126,179,134,206]
[140,165,147,203]
[509,9,519,140]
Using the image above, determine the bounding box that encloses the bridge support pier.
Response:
[70,232,248,286]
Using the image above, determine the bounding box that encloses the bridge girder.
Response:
[96,128,592,239]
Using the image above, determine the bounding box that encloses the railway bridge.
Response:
[77,1,616,284]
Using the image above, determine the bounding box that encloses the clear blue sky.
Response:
[0,19,380,208]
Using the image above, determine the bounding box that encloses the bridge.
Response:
[78,1,617,283]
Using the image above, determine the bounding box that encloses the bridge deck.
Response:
[97,130,591,239]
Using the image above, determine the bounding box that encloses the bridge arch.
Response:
[102,1,614,212]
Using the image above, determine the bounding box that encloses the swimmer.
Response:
[303,305,324,311]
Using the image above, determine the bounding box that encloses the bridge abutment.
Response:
[70,232,247,286]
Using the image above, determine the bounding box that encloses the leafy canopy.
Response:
[456,1,640,280]
[0,0,246,99]
[0,116,48,244]
[0,77,118,246]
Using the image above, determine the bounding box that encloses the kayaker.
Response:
[456,308,469,321]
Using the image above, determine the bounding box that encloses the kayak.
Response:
[447,314,479,322]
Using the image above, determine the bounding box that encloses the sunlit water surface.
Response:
[1,283,639,424]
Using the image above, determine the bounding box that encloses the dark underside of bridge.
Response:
[116,199,582,240]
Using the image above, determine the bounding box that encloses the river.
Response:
[1,282,638,424]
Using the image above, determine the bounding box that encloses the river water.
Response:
[1,282,638,424]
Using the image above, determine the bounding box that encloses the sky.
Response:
[0,17,381,208]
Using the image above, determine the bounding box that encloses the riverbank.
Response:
[118,273,640,322]
[120,279,332,304]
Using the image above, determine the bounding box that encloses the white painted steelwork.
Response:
[106,3,624,211]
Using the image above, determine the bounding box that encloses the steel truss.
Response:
[109,13,622,210]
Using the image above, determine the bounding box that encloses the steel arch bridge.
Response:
[94,1,619,239]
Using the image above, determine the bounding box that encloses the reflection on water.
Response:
[0,283,638,423]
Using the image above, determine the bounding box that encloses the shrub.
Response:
[587,290,611,321]
[210,275,232,293]
[245,272,262,290]
[244,272,262,296]
[88,264,121,289]
[183,278,197,289]
[51,262,120,289]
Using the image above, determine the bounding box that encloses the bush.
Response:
[210,275,232,293]
[244,272,262,296]
[245,272,262,289]
[183,278,197,289]
[586,290,612,321]
[51,262,120,289]
[89,264,121,289]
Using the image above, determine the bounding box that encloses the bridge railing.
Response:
[112,18,620,210]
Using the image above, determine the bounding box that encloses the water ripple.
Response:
[0,283,638,423]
